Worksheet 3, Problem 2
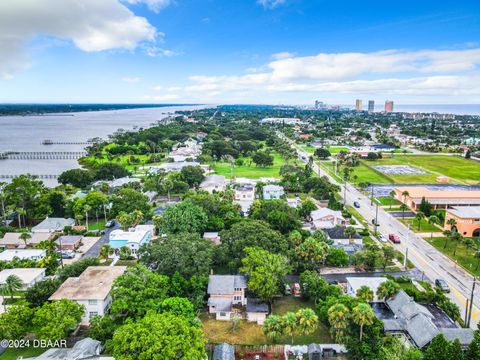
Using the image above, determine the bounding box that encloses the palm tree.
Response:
[281,311,298,344]
[262,315,284,343]
[443,229,452,249]
[327,303,350,342]
[452,232,463,256]
[356,285,374,302]
[344,226,357,244]
[428,215,440,239]
[296,308,318,336]
[99,244,113,261]
[376,280,400,301]
[399,204,409,220]
[4,274,23,301]
[84,204,91,231]
[415,211,425,231]
[19,231,31,247]
[351,303,375,341]
[447,218,458,233]
[389,190,396,210]
[401,190,409,204]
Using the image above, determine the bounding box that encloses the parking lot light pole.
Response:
[404,225,410,270]
[374,203,379,236]
[467,276,477,328]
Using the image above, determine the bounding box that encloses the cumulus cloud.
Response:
[122,77,141,83]
[257,0,287,9]
[0,0,160,79]
[123,0,172,13]
[151,85,163,91]
[271,51,295,60]
[183,48,480,100]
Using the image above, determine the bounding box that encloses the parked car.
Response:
[59,250,75,259]
[353,201,361,208]
[388,234,401,244]
[379,234,388,243]
[293,283,301,297]
[284,284,292,295]
[435,278,450,293]
[105,220,115,228]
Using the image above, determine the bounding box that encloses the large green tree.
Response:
[240,247,290,308]
[249,199,301,234]
[25,278,62,308]
[33,300,84,340]
[110,188,151,218]
[0,305,34,340]
[58,169,94,188]
[112,312,207,360]
[157,202,208,234]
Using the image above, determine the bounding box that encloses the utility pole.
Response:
[370,184,374,206]
[374,203,379,235]
[467,276,476,327]
[404,225,410,269]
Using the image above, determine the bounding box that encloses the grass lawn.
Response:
[211,153,290,179]
[427,237,480,277]
[360,155,480,185]
[327,146,349,154]
[375,197,402,206]
[201,296,332,345]
[83,218,106,231]
[1,347,47,360]
[400,218,442,232]
[115,259,138,267]
[346,205,368,227]
[301,145,315,154]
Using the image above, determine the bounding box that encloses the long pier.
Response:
[42,140,93,145]
[0,174,59,179]
[0,151,87,160]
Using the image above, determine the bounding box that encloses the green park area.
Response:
[212,152,291,179]
[201,297,331,345]
[322,155,480,185]
[375,197,402,206]
[426,237,480,277]
[400,218,443,233]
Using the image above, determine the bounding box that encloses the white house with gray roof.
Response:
[31,217,75,233]
[207,275,247,321]
[200,174,227,193]
[263,184,285,200]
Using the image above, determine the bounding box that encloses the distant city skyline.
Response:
[0,0,479,104]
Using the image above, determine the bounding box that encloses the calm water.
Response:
[0,105,208,186]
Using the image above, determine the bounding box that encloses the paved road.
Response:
[83,221,120,258]
[281,133,480,328]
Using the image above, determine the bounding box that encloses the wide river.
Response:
[0,105,208,186]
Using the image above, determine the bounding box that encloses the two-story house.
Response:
[207,275,247,321]
[309,208,347,230]
[263,184,285,200]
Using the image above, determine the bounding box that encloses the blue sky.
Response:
[0,0,480,104]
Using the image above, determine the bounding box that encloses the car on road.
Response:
[388,234,401,244]
[105,220,115,228]
[379,234,388,243]
[435,278,450,293]
[353,201,361,208]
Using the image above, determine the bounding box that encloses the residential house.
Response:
[203,232,221,245]
[56,235,83,251]
[0,249,46,262]
[207,275,247,321]
[49,266,127,323]
[200,174,227,193]
[346,277,387,301]
[324,227,363,255]
[234,183,255,215]
[22,338,106,360]
[0,232,53,249]
[375,290,474,349]
[108,177,141,189]
[109,225,154,257]
[445,207,480,237]
[31,217,75,233]
[309,208,346,229]
[213,343,235,360]
[156,161,201,173]
[0,268,46,290]
[263,184,285,200]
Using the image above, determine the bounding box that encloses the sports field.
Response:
[212,152,288,179]
[349,155,480,185]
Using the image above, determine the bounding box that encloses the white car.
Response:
[379,235,388,243]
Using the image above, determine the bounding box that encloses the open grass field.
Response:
[426,237,480,277]
[375,197,402,206]
[400,218,442,233]
[301,145,349,155]
[201,297,332,345]
[212,153,290,179]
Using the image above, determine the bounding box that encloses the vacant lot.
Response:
[212,153,290,179]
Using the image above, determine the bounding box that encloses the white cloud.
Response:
[0,0,159,79]
[257,0,287,9]
[122,77,141,83]
[142,45,180,57]
[151,85,163,91]
[271,51,295,60]
[183,48,480,102]
[144,93,180,102]
[124,0,172,13]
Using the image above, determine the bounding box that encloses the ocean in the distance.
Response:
[0,105,208,186]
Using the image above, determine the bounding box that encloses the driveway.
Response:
[83,221,120,258]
